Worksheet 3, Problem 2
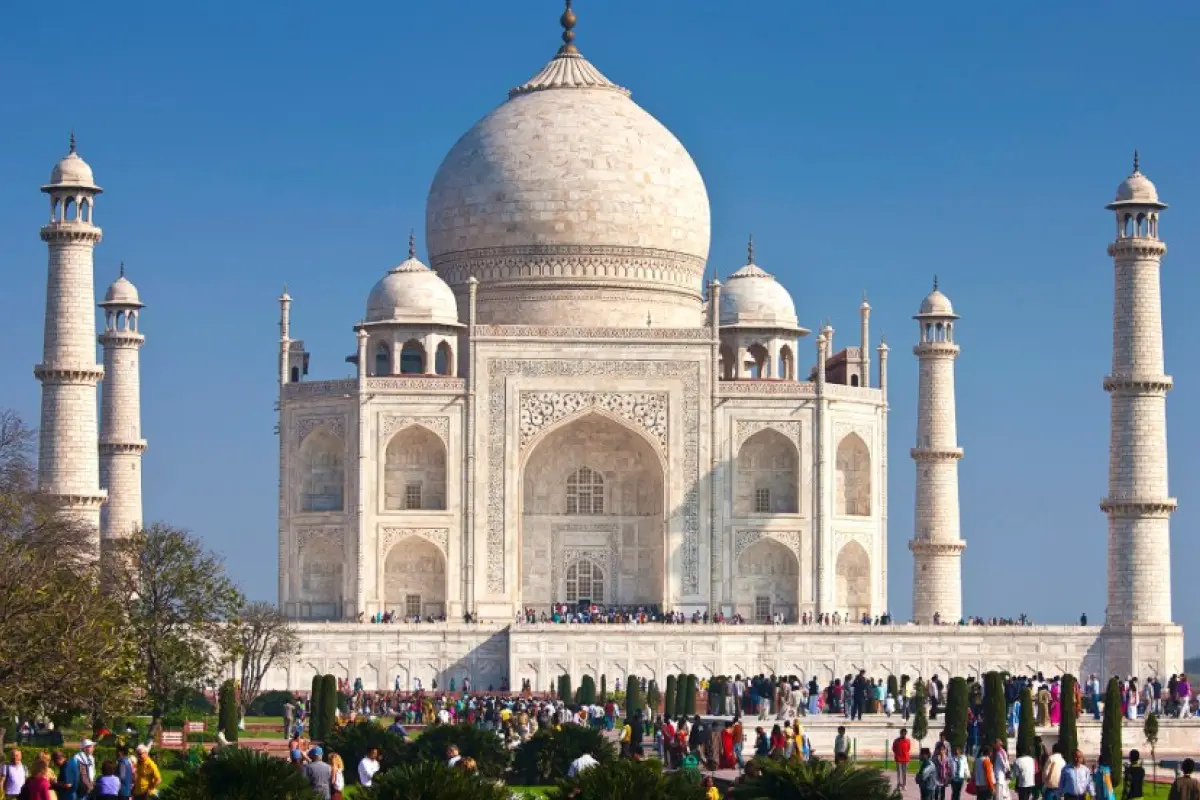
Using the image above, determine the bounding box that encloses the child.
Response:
[95,760,121,800]
[1122,748,1145,799]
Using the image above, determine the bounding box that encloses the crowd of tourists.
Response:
[0,741,162,800]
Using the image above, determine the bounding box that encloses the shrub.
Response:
[647,680,661,715]
[1017,686,1036,757]
[369,761,510,800]
[982,672,1007,749]
[246,689,295,718]
[159,746,318,800]
[511,725,616,785]
[912,680,929,744]
[673,674,688,718]
[407,723,509,780]
[550,758,705,800]
[318,674,337,740]
[683,675,697,717]
[731,757,902,799]
[309,674,323,739]
[626,674,642,718]
[1058,675,1079,759]
[579,675,596,706]
[943,677,969,751]
[664,675,677,719]
[1100,676,1123,786]
[218,679,239,743]
[325,720,407,784]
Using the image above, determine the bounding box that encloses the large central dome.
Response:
[425,11,711,327]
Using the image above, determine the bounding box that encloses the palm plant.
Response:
[369,761,511,800]
[550,758,705,799]
[159,747,319,800]
[731,757,902,800]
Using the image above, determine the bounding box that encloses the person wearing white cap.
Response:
[61,740,95,799]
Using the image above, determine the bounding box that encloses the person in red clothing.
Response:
[22,755,53,800]
[893,727,912,789]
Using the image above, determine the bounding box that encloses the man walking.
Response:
[131,745,160,800]
[892,728,912,789]
[302,747,332,800]
[1058,750,1092,800]
[1167,758,1199,800]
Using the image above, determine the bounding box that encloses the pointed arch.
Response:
[434,340,453,375]
[735,537,799,622]
[778,344,795,380]
[835,433,871,516]
[719,343,735,380]
[298,429,344,512]
[835,541,871,619]
[299,534,344,618]
[747,343,769,378]
[736,428,798,515]
[374,341,391,377]
[384,424,447,510]
[399,339,425,374]
[383,535,446,619]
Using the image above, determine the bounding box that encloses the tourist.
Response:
[567,750,599,778]
[730,714,744,768]
[302,748,332,800]
[115,745,135,799]
[21,755,52,800]
[1167,758,1199,800]
[833,725,849,763]
[131,744,160,800]
[1093,753,1115,800]
[950,745,969,800]
[1058,750,1092,800]
[357,747,380,787]
[753,727,769,758]
[95,761,121,800]
[2,749,26,799]
[974,744,997,800]
[329,753,345,800]
[918,748,939,800]
[992,740,1011,800]
[768,724,786,760]
[1178,674,1192,719]
[1013,745,1037,800]
[932,741,950,800]
[892,728,911,789]
[720,723,735,769]
[1123,749,1145,799]
[1042,743,1066,800]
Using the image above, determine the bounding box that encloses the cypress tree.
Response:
[887,674,899,701]
[943,677,969,751]
[664,675,677,718]
[218,679,239,743]
[600,674,608,703]
[309,674,323,740]
[626,674,642,717]
[1100,677,1123,786]
[580,675,596,705]
[912,680,929,745]
[674,674,688,718]
[684,674,698,717]
[1058,675,1079,759]
[319,674,337,740]
[1017,686,1036,757]
[982,672,1008,749]
[647,680,661,714]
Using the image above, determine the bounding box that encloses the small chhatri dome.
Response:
[718,237,803,331]
[1109,151,1166,208]
[365,240,461,326]
[101,264,143,307]
[917,276,957,318]
[44,133,101,192]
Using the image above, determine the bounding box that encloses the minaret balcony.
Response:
[912,342,960,357]
[34,364,105,383]
[40,222,102,244]
[1099,497,1177,517]
[100,440,148,455]
[910,446,962,461]
[98,330,146,346]
[908,540,966,555]
[1107,238,1166,258]
[41,490,108,508]
[1103,374,1172,393]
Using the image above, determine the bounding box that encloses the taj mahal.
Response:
[27,4,1184,691]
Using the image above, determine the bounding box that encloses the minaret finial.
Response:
[933,274,939,291]
[119,261,125,278]
[747,233,754,265]
[559,0,577,54]
[408,230,416,260]
[69,130,76,154]
[1133,150,1140,174]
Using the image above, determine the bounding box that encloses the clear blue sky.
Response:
[2,1,1197,646]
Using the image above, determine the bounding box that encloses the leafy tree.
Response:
[1017,686,1036,757]
[1100,677,1123,786]
[369,761,511,800]
[600,674,607,703]
[550,758,705,800]
[512,725,616,785]
[325,720,406,784]
[1058,674,1079,759]
[159,746,319,800]
[579,675,596,706]
[647,680,661,715]
[309,674,324,739]
[912,680,929,745]
[218,679,239,742]
[982,672,1007,749]
[406,723,510,779]
[248,690,295,718]
[664,675,677,718]
[731,757,903,799]
[626,674,642,717]
[943,677,969,751]
[318,674,337,740]
[0,411,142,748]
[111,523,244,723]
[216,601,299,719]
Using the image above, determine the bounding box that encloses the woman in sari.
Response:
[720,723,735,769]
[1049,680,1061,726]
[769,724,788,759]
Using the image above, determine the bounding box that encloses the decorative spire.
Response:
[933,274,939,291]
[559,0,577,54]
[119,262,125,278]
[1133,150,1140,174]
[408,230,416,260]
[746,233,754,265]
[69,130,76,154]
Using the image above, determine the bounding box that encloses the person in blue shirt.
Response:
[115,745,136,798]
[386,716,409,739]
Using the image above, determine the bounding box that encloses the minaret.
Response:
[35,135,106,551]
[909,278,966,623]
[1101,154,1175,626]
[858,293,871,386]
[98,265,147,545]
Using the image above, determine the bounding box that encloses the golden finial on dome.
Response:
[559,0,578,54]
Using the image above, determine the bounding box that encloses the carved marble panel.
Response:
[519,392,667,452]
[379,526,450,556]
[733,420,801,453]
[296,416,345,444]
[380,415,450,446]
[733,529,802,562]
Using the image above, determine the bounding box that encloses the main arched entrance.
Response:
[520,413,665,613]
